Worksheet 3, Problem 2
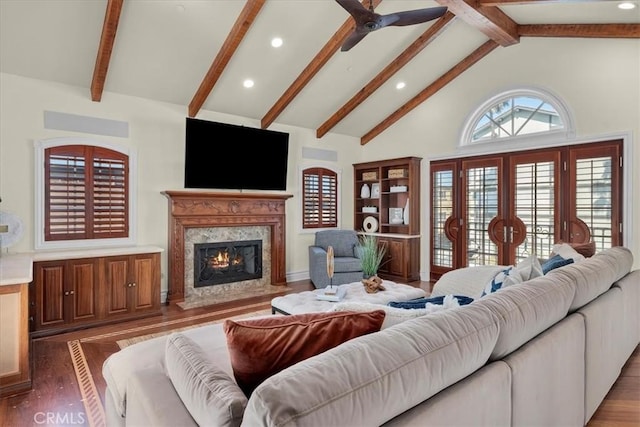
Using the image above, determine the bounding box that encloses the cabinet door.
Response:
[33,261,66,330]
[384,239,405,277]
[67,259,99,324]
[103,256,130,315]
[130,254,160,311]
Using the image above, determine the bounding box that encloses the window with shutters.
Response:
[35,138,136,250]
[302,167,338,229]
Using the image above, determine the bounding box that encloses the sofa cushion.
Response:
[315,230,358,257]
[223,310,385,396]
[549,246,634,312]
[474,273,577,361]
[333,256,363,273]
[165,333,247,427]
[481,267,514,296]
[241,303,500,426]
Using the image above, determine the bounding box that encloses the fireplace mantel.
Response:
[163,191,293,304]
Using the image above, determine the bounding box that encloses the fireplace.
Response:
[194,240,263,287]
[163,191,292,304]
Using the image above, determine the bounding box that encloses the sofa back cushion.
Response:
[314,229,358,257]
[548,246,633,312]
[224,310,385,396]
[165,333,248,427]
[241,303,500,426]
[475,273,576,361]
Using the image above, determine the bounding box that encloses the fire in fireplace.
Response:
[194,240,263,287]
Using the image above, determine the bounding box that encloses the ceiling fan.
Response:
[336,0,448,51]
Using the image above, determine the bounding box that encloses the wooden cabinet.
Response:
[31,252,161,336]
[353,157,421,283]
[33,258,100,331]
[0,268,31,397]
[103,254,160,315]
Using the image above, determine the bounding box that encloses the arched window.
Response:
[35,137,136,250]
[461,87,574,147]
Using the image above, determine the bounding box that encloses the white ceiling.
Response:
[1,0,638,140]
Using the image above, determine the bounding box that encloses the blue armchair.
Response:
[308,230,364,289]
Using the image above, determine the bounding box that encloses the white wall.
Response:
[0,73,360,295]
[357,37,640,272]
[1,36,638,292]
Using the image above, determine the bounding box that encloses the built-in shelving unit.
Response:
[353,157,421,282]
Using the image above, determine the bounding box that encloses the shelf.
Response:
[353,157,422,282]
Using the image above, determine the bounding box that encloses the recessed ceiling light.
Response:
[396,82,406,90]
[243,79,254,88]
[618,2,636,9]
[271,37,283,48]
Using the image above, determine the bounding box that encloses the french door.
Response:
[430,140,622,280]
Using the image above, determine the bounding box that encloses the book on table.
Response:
[316,286,347,302]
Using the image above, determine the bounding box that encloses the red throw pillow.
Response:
[223,310,385,396]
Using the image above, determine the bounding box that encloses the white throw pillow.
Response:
[551,243,585,263]
[502,255,543,288]
[432,265,509,300]
[165,333,247,427]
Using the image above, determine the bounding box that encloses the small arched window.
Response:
[461,88,574,146]
[302,167,338,229]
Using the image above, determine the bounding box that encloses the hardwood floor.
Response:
[0,279,637,426]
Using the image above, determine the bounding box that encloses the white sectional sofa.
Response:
[102,246,639,426]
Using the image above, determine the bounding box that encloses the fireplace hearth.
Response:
[194,240,263,287]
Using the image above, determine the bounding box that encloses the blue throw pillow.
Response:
[542,255,574,274]
[481,267,513,297]
[388,295,474,309]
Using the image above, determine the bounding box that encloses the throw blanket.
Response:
[388,294,474,310]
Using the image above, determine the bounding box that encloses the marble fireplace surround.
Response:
[163,191,293,304]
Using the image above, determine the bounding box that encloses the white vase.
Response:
[360,184,370,198]
[403,198,409,225]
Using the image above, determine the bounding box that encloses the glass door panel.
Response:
[432,168,455,268]
[510,151,561,263]
[569,142,621,251]
[462,159,501,266]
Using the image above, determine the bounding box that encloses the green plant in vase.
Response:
[358,233,387,278]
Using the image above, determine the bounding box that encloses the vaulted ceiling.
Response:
[1,0,638,144]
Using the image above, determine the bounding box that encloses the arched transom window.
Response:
[462,88,574,146]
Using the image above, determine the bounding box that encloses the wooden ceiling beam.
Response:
[519,23,640,38]
[260,0,383,130]
[361,40,499,145]
[90,0,124,102]
[435,0,519,46]
[188,0,266,118]
[479,0,600,5]
[316,12,457,139]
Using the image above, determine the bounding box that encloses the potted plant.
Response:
[358,233,387,278]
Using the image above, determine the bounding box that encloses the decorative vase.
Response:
[403,198,409,225]
[360,183,370,198]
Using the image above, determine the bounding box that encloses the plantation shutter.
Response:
[45,145,88,240]
[45,145,129,241]
[302,167,337,229]
[93,147,128,237]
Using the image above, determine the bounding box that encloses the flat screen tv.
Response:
[184,118,289,191]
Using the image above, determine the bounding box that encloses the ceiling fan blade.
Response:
[341,30,368,52]
[385,6,448,27]
[336,0,377,26]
